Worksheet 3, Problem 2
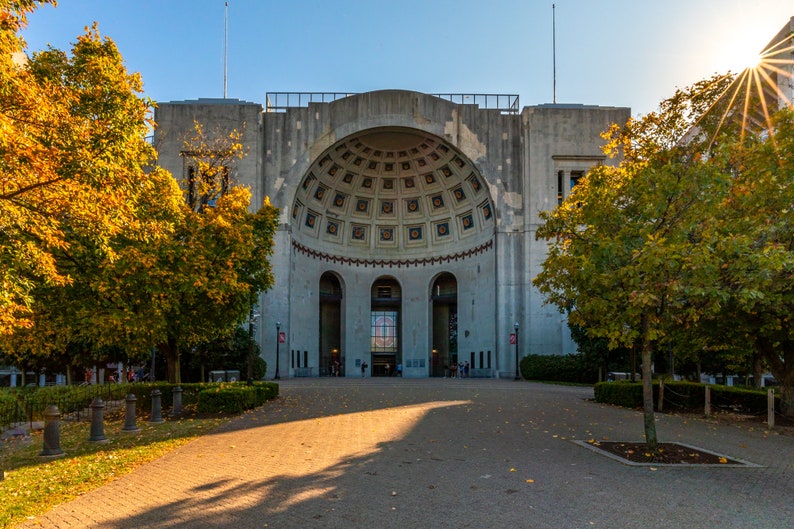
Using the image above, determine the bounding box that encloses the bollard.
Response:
[768,389,775,429]
[122,393,139,432]
[39,405,65,457]
[170,386,183,418]
[89,397,108,442]
[704,385,711,417]
[149,389,164,424]
[658,379,665,413]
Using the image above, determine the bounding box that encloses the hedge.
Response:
[594,380,778,414]
[196,382,279,414]
[520,353,599,384]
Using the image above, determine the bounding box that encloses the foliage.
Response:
[533,74,736,448]
[196,381,279,414]
[569,324,632,379]
[1,6,280,387]
[705,108,794,413]
[0,2,168,335]
[186,326,265,383]
[594,381,777,415]
[519,354,598,384]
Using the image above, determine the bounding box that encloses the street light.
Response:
[247,307,259,382]
[275,321,281,380]
[514,322,520,381]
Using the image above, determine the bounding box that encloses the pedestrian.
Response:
[361,361,367,377]
[450,363,457,378]
[397,363,402,377]
[464,361,469,378]
[385,362,390,377]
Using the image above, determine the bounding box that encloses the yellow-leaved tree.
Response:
[0,1,174,335]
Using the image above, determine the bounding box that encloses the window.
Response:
[371,311,398,353]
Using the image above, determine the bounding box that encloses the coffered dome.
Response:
[291,127,494,257]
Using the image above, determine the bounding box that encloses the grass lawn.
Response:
[0,411,229,528]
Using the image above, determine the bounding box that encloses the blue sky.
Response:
[21,0,793,117]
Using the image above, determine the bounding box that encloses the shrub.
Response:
[196,381,278,414]
[594,380,779,414]
[520,353,598,384]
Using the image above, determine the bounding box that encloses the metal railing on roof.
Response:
[433,93,519,113]
[265,92,520,114]
[265,92,357,111]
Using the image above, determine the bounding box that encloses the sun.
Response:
[702,28,794,148]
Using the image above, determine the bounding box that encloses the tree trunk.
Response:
[640,314,658,450]
[753,354,764,390]
[159,335,181,384]
[758,339,794,417]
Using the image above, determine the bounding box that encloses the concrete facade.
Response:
[154,91,629,379]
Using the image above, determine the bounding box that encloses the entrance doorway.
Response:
[431,273,457,377]
[370,277,401,376]
[320,272,343,376]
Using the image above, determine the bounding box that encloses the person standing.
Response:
[361,361,367,377]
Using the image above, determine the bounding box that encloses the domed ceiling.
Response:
[291,127,494,257]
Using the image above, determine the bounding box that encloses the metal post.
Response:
[149,389,163,424]
[275,321,281,380]
[39,405,65,457]
[248,307,254,381]
[122,393,139,432]
[768,389,775,428]
[89,397,107,442]
[514,322,520,381]
[171,386,183,418]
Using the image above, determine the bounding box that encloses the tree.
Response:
[1,2,162,335]
[533,74,734,450]
[707,108,794,412]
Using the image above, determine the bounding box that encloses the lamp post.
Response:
[247,307,259,382]
[514,322,520,381]
[275,321,281,380]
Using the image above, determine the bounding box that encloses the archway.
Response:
[319,272,343,376]
[430,273,458,377]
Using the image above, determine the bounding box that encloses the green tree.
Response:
[707,108,794,412]
[533,74,734,450]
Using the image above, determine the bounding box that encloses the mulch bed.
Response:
[590,441,742,465]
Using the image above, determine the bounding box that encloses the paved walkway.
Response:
[18,378,794,529]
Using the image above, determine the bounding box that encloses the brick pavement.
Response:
[16,378,794,529]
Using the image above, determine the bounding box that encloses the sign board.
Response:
[509,333,516,345]
[278,331,286,344]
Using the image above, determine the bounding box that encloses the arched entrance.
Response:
[430,273,458,377]
[288,124,496,378]
[319,272,343,376]
[370,277,401,376]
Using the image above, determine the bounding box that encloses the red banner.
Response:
[509,333,516,344]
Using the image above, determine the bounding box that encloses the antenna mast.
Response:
[552,3,557,104]
[223,1,228,98]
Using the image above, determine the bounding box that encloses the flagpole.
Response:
[223,1,228,98]
[552,3,556,104]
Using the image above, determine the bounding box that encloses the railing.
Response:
[266,92,357,111]
[266,92,520,114]
[433,93,519,113]
[0,384,129,432]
